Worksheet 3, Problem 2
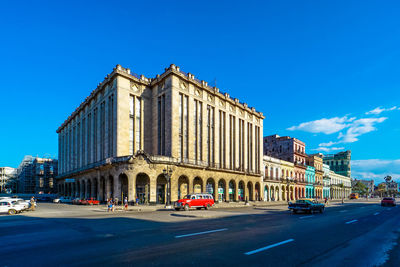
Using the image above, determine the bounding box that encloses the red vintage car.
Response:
[381,197,396,207]
[174,193,214,211]
[85,198,100,205]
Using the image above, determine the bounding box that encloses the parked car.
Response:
[53,196,73,203]
[288,199,325,214]
[349,193,359,199]
[85,198,100,205]
[0,198,31,210]
[381,197,396,207]
[36,196,52,202]
[174,193,215,211]
[72,198,82,205]
[0,200,25,215]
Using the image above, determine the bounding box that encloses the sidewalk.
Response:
[98,198,369,212]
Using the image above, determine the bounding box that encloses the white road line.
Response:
[345,219,358,224]
[175,228,228,238]
[339,210,348,213]
[244,239,295,255]
[299,215,314,219]
[374,212,380,215]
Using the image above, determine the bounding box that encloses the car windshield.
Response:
[383,198,393,200]
[183,195,191,199]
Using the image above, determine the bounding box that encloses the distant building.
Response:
[263,134,307,199]
[322,164,331,198]
[323,151,351,178]
[17,156,58,194]
[0,167,17,193]
[352,179,375,195]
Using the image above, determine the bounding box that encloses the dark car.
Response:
[288,199,325,214]
[381,197,396,207]
[36,196,52,202]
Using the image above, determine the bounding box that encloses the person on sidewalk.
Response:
[124,197,128,211]
[107,198,113,212]
[30,196,36,211]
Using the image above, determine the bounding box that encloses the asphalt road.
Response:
[1,201,400,267]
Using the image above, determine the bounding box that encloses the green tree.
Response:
[376,184,386,197]
[352,181,368,196]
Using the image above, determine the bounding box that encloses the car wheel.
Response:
[8,209,17,215]
[184,204,189,211]
[175,208,180,211]
[196,207,201,210]
[205,204,211,210]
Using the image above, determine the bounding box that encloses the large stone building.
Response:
[57,64,264,204]
[17,156,58,194]
[323,151,351,178]
[263,135,307,198]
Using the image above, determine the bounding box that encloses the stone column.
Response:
[150,174,157,204]
[113,175,120,201]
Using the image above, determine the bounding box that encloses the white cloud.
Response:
[311,146,345,152]
[287,116,352,134]
[351,159,400,183]
[365,106,398,115]
[338,117,387,143]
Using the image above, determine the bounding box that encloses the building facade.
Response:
[330,171,351,199]
[305,166,315,198]
[323,151,351,178]
[0,167,17,193]
[17,156,58,194]
[322,164,331,198]
[57,64,264,204]
[263,156,301,202]
[263,135,307,199]
[307,154,324,199]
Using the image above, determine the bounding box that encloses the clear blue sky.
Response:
[1,1,399,183]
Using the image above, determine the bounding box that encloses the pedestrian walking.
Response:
[30,196,36,211]
[136,196,139,206]
[107,198,113,212]
[114,197,119,206]
[124,197,128,211]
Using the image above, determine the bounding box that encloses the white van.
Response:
[0,200,24,215]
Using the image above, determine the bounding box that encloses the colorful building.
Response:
[322,164,331,198]
[307,154,324,199]
[305,166,315,198]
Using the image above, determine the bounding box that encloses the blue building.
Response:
[305,166,315,198]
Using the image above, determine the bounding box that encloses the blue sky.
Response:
[0,1,399,183]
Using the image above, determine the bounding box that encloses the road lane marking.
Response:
[374,212,380,215]
[244,239,295,255]
[345,219,358,224]
[339,210,348,213]
[299,215,314,219]
[387,208,392,211]
[175,228,228,238]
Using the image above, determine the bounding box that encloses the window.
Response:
[178,93,189,161]
[239,119,245,171]
[194,99,203,161]
[247,123,253,171]
[108,95,114,157]
[87,113,91,164]
[93,108,98,162]
[100,101,106,159]
[207,105,215,165]
[219,110,226,168]
[158,94,166,155]
[129,95,142,155]
[229,115,235,170]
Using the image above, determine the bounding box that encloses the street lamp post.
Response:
[163,167,173,208]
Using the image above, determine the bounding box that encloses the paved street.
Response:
[1,200,400,267]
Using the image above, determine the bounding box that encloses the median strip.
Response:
[345,219,358,224]
[244,239,295,255]
[175,228,228,238]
